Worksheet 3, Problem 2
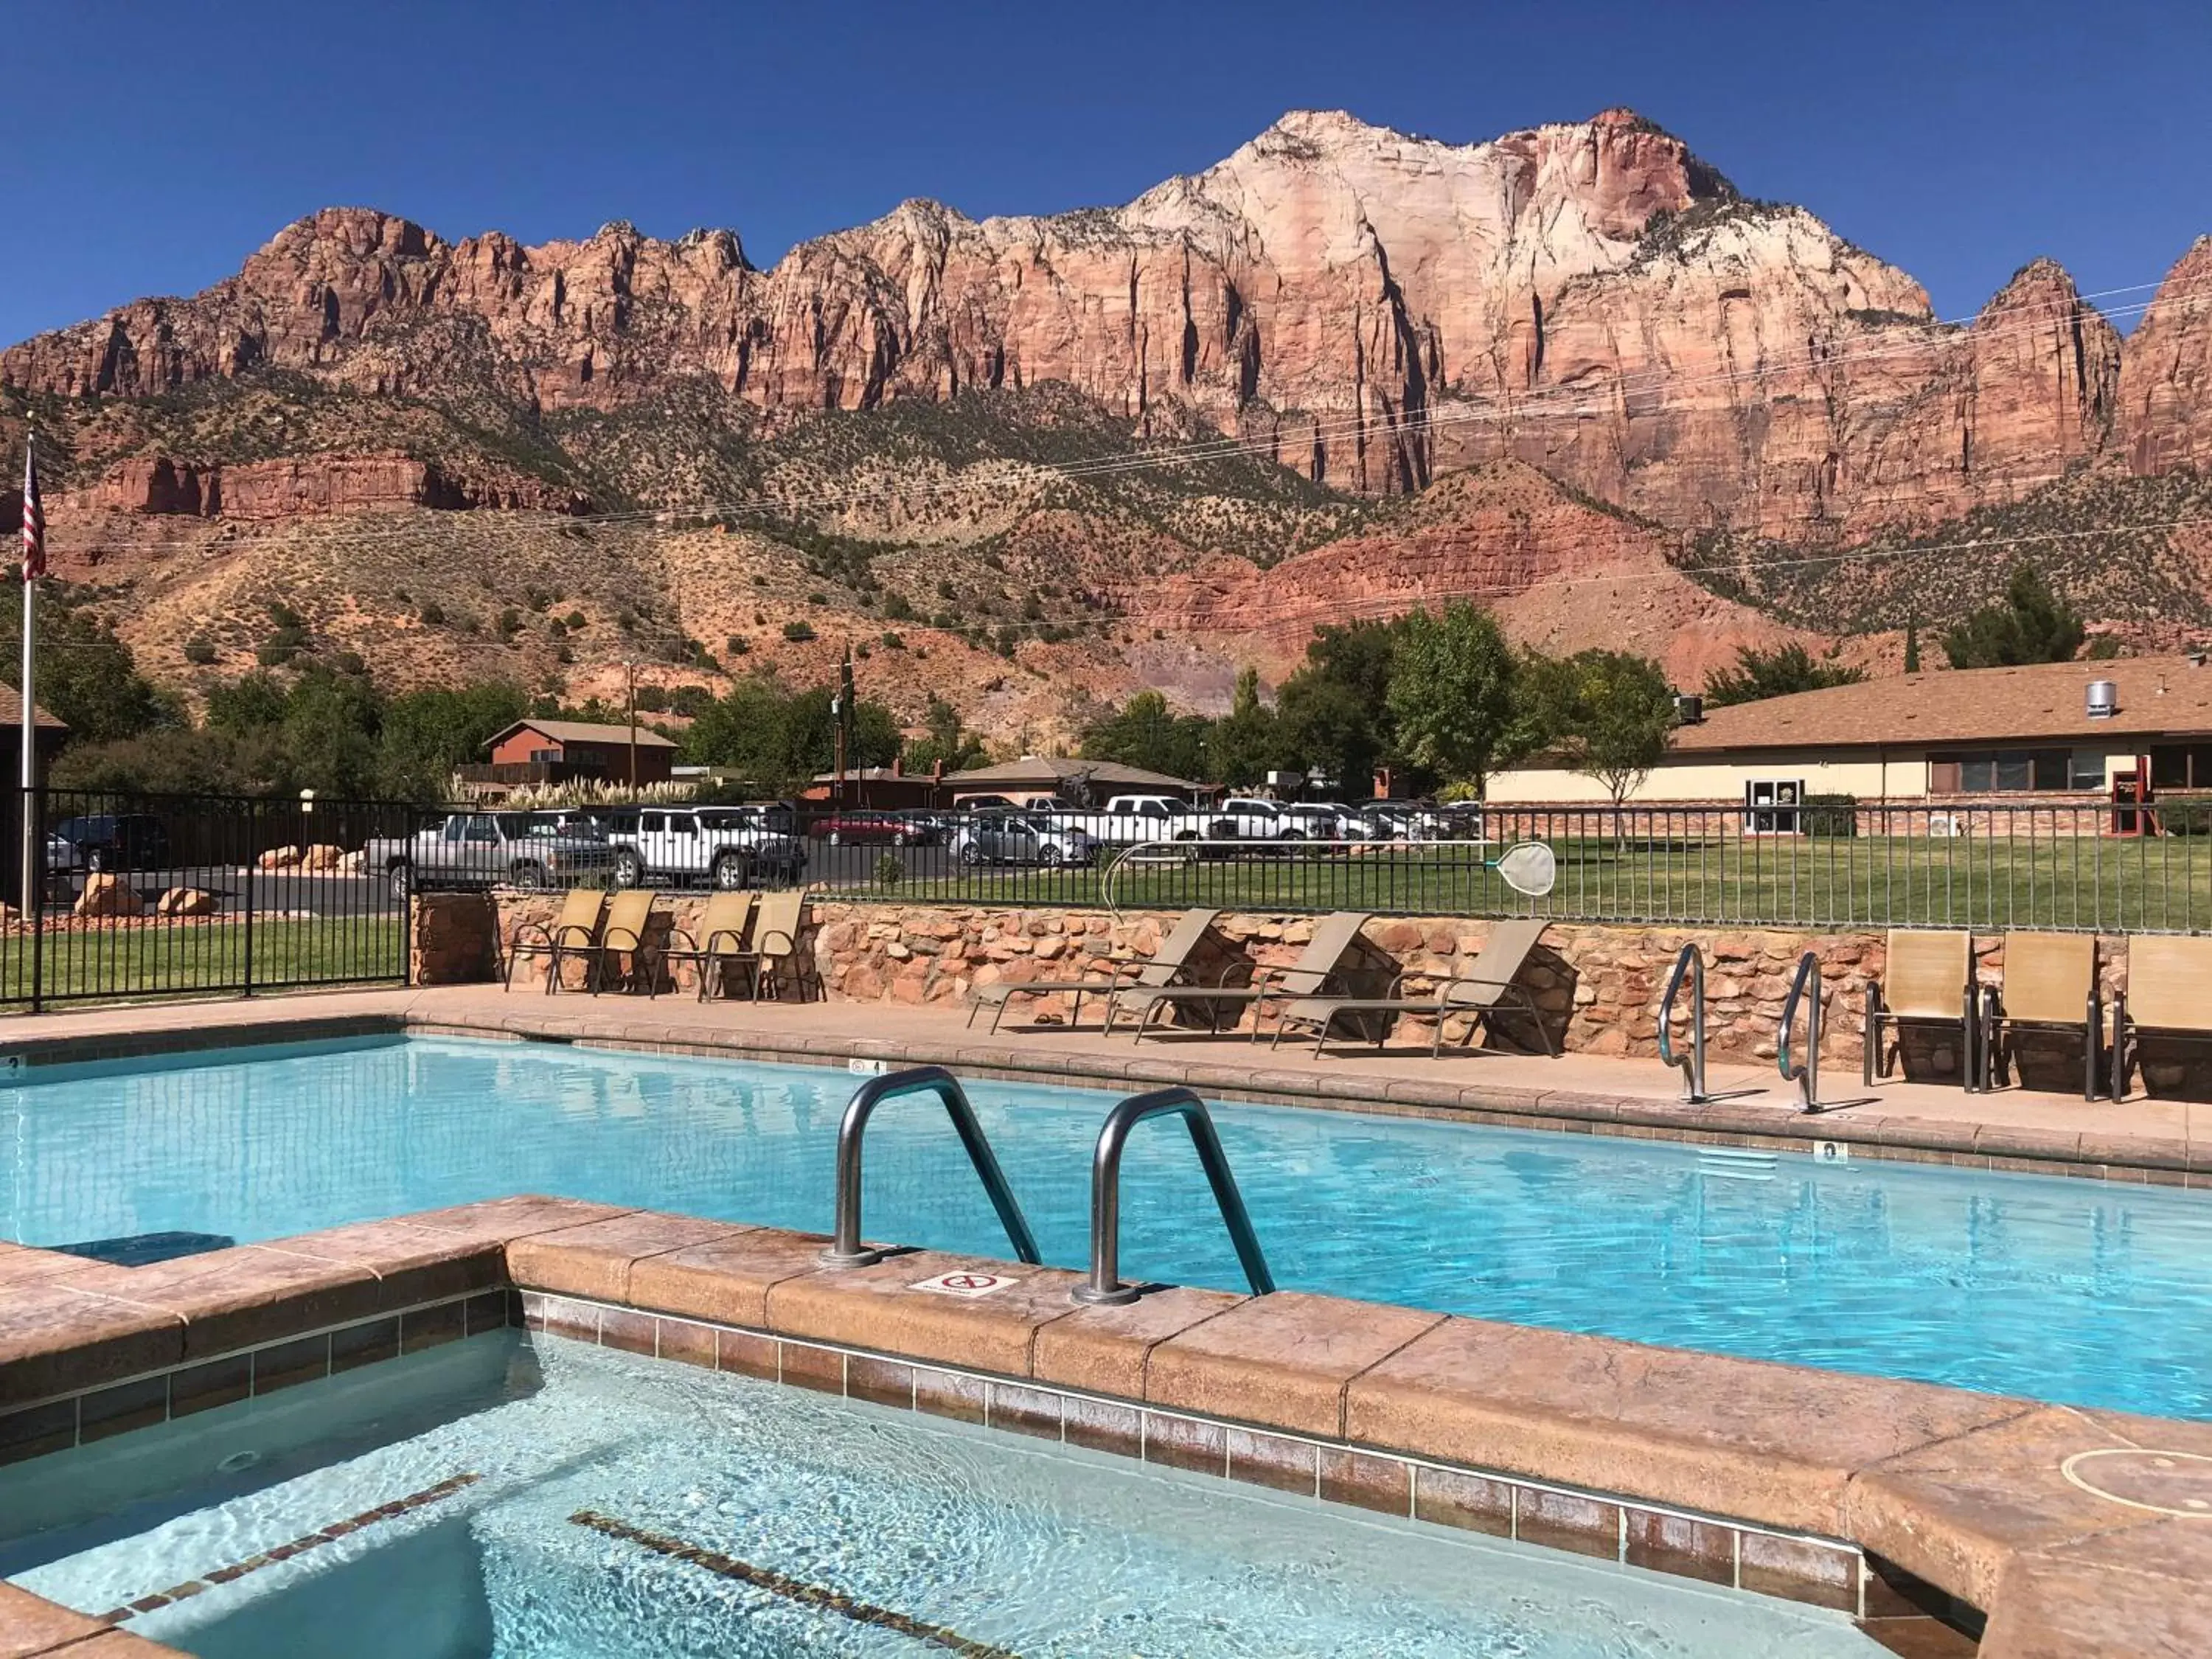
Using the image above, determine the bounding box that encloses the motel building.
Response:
[1486,655,2212,829]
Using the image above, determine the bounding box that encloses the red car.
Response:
[807,812,916,846]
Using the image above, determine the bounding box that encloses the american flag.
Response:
[19,441,43,583]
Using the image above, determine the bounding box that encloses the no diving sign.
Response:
[911,1270,1015,1299]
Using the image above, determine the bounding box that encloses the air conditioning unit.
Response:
[1927,814,1966,838]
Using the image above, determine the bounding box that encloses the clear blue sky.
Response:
[4,0,2207,345]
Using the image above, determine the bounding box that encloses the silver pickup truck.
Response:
[365,811,626,899]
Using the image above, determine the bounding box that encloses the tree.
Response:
[1208,667,1282,788]
[375,682,529,801]
[1273,616,1408,794]
[0,583,178,745]
[1384,603,1518,795]
[1942,565,2085,669]
[1079,690,1209,781]
[902,694,988,775]
[1902,616,1921,674]
[1701,642,1868,708]
[1526,650,1677,818]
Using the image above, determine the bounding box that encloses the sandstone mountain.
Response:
[3,108,2210,744]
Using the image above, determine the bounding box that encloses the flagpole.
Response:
[18,434,36,917]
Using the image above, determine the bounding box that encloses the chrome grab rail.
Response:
[818,1066,1043,1270]
[1658,942,1708,1104]
[1778,950,1826,1113]
[1071,1086,1275,1307]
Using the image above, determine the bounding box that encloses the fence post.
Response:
[242,797,257,998]
[28,784,44,1015]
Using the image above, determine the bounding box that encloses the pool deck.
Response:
[7,984,2212,1655]
[3,982,2207,1180]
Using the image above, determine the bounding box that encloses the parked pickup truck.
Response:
[1077,794,1194,846]
[366,812,624,899]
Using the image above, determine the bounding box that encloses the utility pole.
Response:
[624,661,639,793]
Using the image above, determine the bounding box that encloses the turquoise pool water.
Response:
[0,1332,1882,1658]
[6,1035,2211,1419]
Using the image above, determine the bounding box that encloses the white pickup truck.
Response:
[1077,794,1194,846]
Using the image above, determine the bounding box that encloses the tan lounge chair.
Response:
[2112,936,2212,1102]
[968,907,1223,1034]
[576,889,661,995]
[1110,911,1371,1043]
[1272,918,1557,1058]
[752,888,822,1002]
[1863,929,1979,1090]
[662,891,759,1003]
[504,887,606,995]
[1981,932,2101,1101]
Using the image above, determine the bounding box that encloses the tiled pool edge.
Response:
[0,998,2197,1183]
[408,1007,2206,1184]
[13,1198,2212,1655]
[4,995,2193,1183]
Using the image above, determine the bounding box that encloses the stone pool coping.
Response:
[7,1195,2212,1656]
[2,990,2208,1184]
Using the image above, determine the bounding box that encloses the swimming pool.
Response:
[0,1332,1882,1658]
[7,1035,2211,1419]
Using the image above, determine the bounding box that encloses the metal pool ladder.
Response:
[1659,942,1709,1103]
[1778,950,1828,1113]
[818,1066,1043,1269]
[1071,1087,1275,1307]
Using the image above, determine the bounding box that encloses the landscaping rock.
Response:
[74,873,144,919]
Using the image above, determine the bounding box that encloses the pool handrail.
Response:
[818,1065,1043,1270]
[1778,950,1825,1113]
[1658,942,1708,1104]
[1070,1085,1275,1307]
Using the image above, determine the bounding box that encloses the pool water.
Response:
[0,1332,1882,1658]
[7,1035,2212,1418]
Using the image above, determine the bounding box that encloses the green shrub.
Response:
[782,620,817,642]
[1801,793,1859,838]
[419,602,446,626]
[873,852,905,888]
[181,636,217,666]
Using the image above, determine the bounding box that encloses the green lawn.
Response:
[846,835,2212,933]
[0,917,406,1004]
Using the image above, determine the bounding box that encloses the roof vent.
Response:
[1673,693,1704,726]
[2086,680,2118,720]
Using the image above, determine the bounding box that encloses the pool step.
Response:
[1696,1147,1778,1183]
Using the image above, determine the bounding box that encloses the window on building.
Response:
[1936,748,2108,793]
[2151,744,2212,790]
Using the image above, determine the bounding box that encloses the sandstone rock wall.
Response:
[475,894,2146,1086]
[10,111,2203,529]
[57,453,590,518]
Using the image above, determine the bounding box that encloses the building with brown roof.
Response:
[473,718,678,793]
[1489,655,2212,807]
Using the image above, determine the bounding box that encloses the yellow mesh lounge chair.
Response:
[1110,911,1371,1044]
[661,891,758,1003]
[2112,936,2212,1102]
[1863,929,1979,1090]
[580,889,661,996]
[1981,933,2101,1101]
[1272,919,1556,1058]
[504,887,606,995]
[968,908,1222,1034]
[752,888,822,1002]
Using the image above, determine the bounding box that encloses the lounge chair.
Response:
[661,891,759,1003]
[1271,918,1557,1058]
[580,889,661,996]
[504,887,606,995]
[1110,911,1372,1043]
[1980,933,2101,1101]
[1863,929,1979,1091]
[967,907,1222,1034]
[752,888,822,1002]
[2112,936,2212,1102]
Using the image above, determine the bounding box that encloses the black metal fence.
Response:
[4,793,2202,1009]
[0,787,417,1009]
[772,800,2212,934]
